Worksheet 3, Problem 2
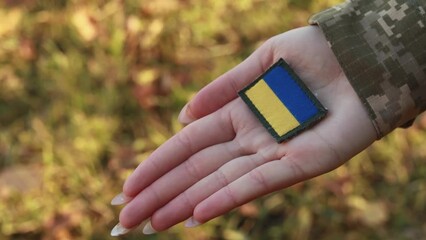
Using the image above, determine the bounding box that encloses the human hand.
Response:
[111,26,377,235]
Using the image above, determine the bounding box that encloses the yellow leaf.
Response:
[127,15,143,34]
[223,229,245,240]
[0,67,23,97]
[72,9,97,42]
[136,69,159,85]
[347,195,388,227]
[141,19,164,48]
[0,9,22,37]
[142,0,179,15]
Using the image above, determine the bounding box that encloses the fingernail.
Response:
[111,223,130,236]
[178,104,196,124]
[185,217,201,228]
[142,221,157,235]
[111,193,131,205]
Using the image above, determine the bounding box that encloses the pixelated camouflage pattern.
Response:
[309,0,426,138]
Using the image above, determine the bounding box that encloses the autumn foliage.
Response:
[0,1,425,239]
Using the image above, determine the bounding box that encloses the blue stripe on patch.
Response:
[263,66,318,123]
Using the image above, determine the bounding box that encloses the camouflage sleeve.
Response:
[309,0,426,138]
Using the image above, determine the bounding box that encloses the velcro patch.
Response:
[238,58,327,143]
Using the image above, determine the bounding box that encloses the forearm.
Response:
[309,0,426,137]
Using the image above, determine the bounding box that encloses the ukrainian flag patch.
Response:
[238,58,327,143]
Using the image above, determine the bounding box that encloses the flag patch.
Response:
[238,58,327,143]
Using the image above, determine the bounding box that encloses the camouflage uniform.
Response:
[309,0,426,138]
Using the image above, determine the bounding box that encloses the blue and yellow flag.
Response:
[239,59,327,143]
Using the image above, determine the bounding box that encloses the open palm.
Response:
[112,26,377,235]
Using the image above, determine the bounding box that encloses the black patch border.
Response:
[238,58,328,143]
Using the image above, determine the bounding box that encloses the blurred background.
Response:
[0,0,425,239]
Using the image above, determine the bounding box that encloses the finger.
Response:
[150,151,274,231]
[193,157,309,223]
[123,108,235,198]
[119,141,242,228]
[179,39,276,124]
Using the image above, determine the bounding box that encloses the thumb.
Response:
[178,38,278,124]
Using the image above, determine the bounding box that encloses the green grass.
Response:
[0,0,425,239]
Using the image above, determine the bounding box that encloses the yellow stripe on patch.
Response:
[246,79,300,135]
